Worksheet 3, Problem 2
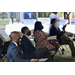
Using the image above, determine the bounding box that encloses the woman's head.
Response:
[34,21,44,33]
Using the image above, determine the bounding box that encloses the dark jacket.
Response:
[50,25,65,44]
[21,35,36,59]
[6,42,30,62]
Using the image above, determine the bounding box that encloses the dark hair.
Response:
[21,26,28,34]
[34,21,42,33]
[51,18,56,24]
[52,12,58,14]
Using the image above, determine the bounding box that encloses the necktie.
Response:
[17,46,21,51]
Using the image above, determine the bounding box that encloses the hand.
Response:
[45,34,50,38]
[31,59,38,62]
[62,25,66,31]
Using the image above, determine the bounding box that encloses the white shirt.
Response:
[49,13,60,34]
[12,41,18,46]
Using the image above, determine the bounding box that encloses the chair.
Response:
[48,35,69,56]
[58,43,69,56]
[0,34,10,61]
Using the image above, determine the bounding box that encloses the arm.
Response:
[51,26,64,37]
[11,47,30,62]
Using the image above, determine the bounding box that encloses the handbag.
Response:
[49,39,59,50]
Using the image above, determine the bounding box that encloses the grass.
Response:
[54,42,75,62]
[0,21,19,25]
[0,21,9,25]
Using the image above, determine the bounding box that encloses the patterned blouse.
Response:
[34,30,55,50]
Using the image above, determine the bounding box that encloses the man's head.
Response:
[10,31,20,43]
[51,18,57,26]
[52,12,58,14]
[21,27,31,36]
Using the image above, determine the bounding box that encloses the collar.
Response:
[12,41,18,46]
[23,34,28,38]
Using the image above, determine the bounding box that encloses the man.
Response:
[24,12,35,19]
[49,12,60,33]
[6,31,38,62]
[21,27,51,62]
[50,19,75,57]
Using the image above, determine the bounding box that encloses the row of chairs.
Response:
[0,33,70,61]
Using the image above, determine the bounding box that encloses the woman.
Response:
[34,21,59,61]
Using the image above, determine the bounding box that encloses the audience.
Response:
[21,27,51,62]
[50,18,75,57]
[33,21,59,61]
[24,12,35,19]
[5,13,75,62]
[6,31,38,62]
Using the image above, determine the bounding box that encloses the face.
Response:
[52,20,57,26]
[25,28,31,36]
[16,33,20,43]
[40,23,44,30]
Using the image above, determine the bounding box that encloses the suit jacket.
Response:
[6,42,30,62]
[21,35,36,59]
[24,12,35,19]
[50,25,65,44]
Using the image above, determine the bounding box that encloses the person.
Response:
[21,27,51,62]
[50,18,75,57]
[6,31,38,62]
[33,21,59,61]
[24,12,35,19]
[49,12,60,33]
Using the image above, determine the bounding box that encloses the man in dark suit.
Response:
[21,27,51,62]
[24,12,35,19]
[6,31,38,62]
[50,18,75,57]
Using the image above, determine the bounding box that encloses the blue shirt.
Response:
[28,12,32,18]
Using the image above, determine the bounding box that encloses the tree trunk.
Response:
[64,12,71,24]
[48,12,51,17]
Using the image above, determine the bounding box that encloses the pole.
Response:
[16,12,20,22]
[11,16,13,24]
[36,12,38,21]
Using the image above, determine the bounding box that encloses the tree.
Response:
[64,12,71,24]
[33,12,51,18]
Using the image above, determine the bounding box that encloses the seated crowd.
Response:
[6,18,75,62]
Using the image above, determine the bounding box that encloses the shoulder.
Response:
[21,35,27,41]
[7,42,17,51]
[51,25,55,30]
[22,35,26,39]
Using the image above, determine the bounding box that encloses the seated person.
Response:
[21,27,51,62]
[6,31,38,62]
[33,21,59,61]
[50,18,75,57]
[24,12,35,19]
